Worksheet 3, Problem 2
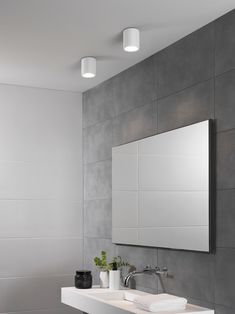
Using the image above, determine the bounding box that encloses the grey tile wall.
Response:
[0,86,83,314]
[216,190,235,248]
[84,199,112,239]
[83,79,114,128]
[157,79,214,133]
[84,159,112,200]
[215,305,235,314]
[112,56,156,116]
[158,249,215,303]
[6,308,80,314]
[156,24,214,99]
[0,276,74,313]
[112,102,156,146]
[215,248,235,307]
[215,10,235,76]
[217,129,235,189]
[83,119,113,164]
[83,9,235,314]
[215,70,235,132]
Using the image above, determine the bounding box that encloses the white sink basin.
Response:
[61,287,214,314]
[88,289,148,302]
[89,291,128,301]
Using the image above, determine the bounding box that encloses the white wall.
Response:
[0,84,83,314]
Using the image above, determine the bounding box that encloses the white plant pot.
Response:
[109,270,120,290]
[99,271,109,288]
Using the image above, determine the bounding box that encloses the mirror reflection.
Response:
[112,120,211,252]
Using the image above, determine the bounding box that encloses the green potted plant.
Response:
[93,251,109,288]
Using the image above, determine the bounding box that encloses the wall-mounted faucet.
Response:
[123,265,168,287]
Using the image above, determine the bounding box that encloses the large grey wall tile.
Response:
[0,85,82,162]
[186,297,214,310]
[84,159,111,200]
[158,249,215,303]
[0,160,82,201]
[0,275,73,312]
[157,24,214,98]
[113,57,156,116]
[215,304,235,314]
[157,79,214,133]
[112,103,156,146]
[0,108,82,162]
[217,189,235,248]
[215,70,235,132]
[5,307,82,314]
[83,79,114,128]
[217,130,235,189]
[84,238,116,284]
[84,119,112,164]
[116,245,158,291]
[215,10,235,75]
[116,245,157,273]
[0,238,83,277]
[215,248,235,308]
[84,199,112,239]
[0,200,83,238]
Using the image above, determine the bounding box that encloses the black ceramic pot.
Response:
[75,270,92,289]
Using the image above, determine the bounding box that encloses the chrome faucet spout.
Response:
[123,271,144,287]
[123,266,168,287]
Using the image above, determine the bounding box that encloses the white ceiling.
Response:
[0,0,234,92]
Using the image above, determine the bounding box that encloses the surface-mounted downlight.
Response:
[81,57,96,78]
[123,28,140,52]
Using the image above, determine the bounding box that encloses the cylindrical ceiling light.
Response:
[81,57,96,78]
[123,28,140,52]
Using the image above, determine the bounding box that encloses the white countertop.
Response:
[61,287,214,314]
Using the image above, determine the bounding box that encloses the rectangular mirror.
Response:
[112,120,211,252]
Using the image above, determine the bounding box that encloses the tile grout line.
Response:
[83,99,157,130]
[214,66,235,80]
[0,81,81,94]
[156,77,214,101]
[216,126,235,134]
[214,302,235,310]
[0,274,75,280]
[155,66,235,103]
[0,236,83,240]
[217,187,235,191]
[84,157,111,167]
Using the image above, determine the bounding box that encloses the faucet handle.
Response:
[155,266,168,277]
[144,265,152,270]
